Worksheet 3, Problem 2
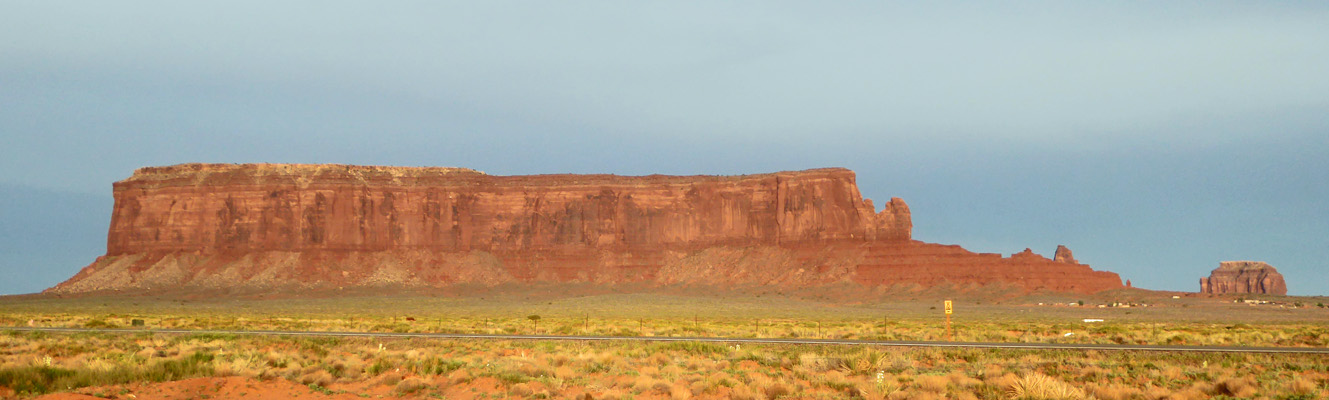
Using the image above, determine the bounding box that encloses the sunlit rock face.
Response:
[1053,245,1078,264]
[100,164,908,254]
[1200,261,1288,295]
[48,163,1122,295]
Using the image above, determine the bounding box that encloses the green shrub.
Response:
[83,319,118,329]
[487,370,528,384]
[367,358,395,376]
[0,366,75,395]
[0,352,216,396]
[147,352,215,382]
[652,341,728,355]
[411,357,465,376]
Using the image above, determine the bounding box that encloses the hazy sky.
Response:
[2,2,1326,296]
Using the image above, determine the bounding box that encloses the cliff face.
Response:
[1200,261,1287,295]
[105,164,906,254]
[50,163,1121,295]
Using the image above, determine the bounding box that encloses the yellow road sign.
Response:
[944,300,953,315]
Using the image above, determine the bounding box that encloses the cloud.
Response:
[5,3,1326,147]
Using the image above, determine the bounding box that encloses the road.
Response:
[5,327,1327,354]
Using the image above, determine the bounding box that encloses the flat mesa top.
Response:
[130,163,487,179]
[119,163,857,188]
[1216,261,1278,272]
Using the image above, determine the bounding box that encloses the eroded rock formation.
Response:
[49,163,1123,295]
[1053,245,1077,264]
[1200,261,1287,295]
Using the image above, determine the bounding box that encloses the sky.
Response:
[1,2,1326,296]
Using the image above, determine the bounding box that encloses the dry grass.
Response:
[1213,375,1259,398]
[1289,377,1320,396]
[669,381,693,400]
[752,375,792,399]
[296,369,334,386]
[1008,373,1088,399]
[1,293,1327,398]
[630,374,664,393]
[728,384,761,400]
[508,382,534,397]
[394,376,430,394]
[915,375,949,393]
[1087,383,1139,400]
[5,293,1327,348]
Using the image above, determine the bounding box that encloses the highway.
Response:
[6,326,1327,354]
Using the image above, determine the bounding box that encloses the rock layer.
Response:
[49,163,1123,295]
[104,164,908,254]
[1200,261,1287,295]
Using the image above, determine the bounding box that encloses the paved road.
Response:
[5,326,1327,354]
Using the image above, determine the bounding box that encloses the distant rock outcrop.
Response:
[1200,261,1287,295]
[1053,245,1078,264]
[48,163,1124,295]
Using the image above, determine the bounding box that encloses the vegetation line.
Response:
[6,326,1325,354]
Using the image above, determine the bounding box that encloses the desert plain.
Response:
[1,286,1326,400]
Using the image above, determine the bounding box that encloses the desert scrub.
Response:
[11,313,1329,347]
[650,341,729,356]
[2,320,1328,398]
[82,318,119,329]
[0,351,215,396]
[409,357,467,376]
[1008,373,1088,399]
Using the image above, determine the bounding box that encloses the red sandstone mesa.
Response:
[48,164,1123,295]
[1200,261,1287,295]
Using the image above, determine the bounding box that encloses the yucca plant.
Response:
[1008,373,1088,400]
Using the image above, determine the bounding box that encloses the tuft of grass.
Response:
[1087,384,1138,400]
[798,353,845,372]
[553,365,576,379]
[488,370,529,384]
[839,350,888,375]
[445,368,472,385]
[83,319,119,329]
[411,357,465,376]
[729,384,761,400]
[1007,373,1088,400]
[915,375,949,393]
[1214,376,1258,398]
[651,341,728,355]
[148,352,215,381]
[367,358,394,376]
[631,375,664,393]
[669,381,693,400]
[298,369,334,386]
[755,378,792,399]
[395,376,430,394]
[1288,377,1318,397]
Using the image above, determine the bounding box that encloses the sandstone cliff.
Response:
[1200,261,1287,295]
[49,163,1122,295]
[1053,245,1077,264]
